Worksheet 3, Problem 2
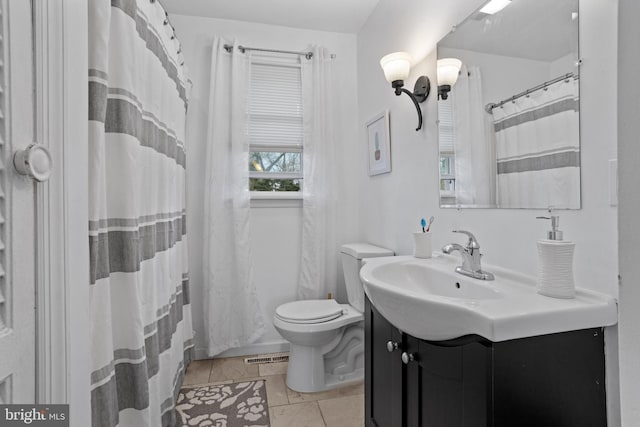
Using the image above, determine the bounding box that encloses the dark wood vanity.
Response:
[365,297,608,427]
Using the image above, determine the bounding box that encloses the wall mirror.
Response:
[437,0,580,209]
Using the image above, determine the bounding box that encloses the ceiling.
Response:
[161,0,381,34]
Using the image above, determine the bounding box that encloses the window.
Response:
[248,56,303,195]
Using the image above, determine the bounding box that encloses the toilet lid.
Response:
[275,299,345,324]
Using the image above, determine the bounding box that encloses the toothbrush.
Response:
[421,218,426,233]
[426,216,434,232]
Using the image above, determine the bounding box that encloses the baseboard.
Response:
[194,340,290,360]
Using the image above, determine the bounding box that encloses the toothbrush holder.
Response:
[413,232,432,258]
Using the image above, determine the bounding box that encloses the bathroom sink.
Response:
[370,260,502,301]
[359,254,617,342]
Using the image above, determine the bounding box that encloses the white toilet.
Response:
[273,243,393,393]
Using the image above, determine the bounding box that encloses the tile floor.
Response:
[182,353,364,427]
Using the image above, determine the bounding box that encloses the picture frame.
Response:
[366,110,391,176]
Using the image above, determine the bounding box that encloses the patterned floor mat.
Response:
[176,380,270,426]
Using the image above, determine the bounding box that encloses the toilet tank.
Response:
[340,243,394,312]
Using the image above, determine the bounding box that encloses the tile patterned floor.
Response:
[181,353,364,427]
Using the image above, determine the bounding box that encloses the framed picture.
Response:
[366,110,391,176]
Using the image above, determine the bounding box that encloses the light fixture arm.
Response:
[391,75,431,131]
[398,88,423,131]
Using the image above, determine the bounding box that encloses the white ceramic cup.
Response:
[413,232,432,258]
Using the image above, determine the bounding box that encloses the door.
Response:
[0,0,37,403]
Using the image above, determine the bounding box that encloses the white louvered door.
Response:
[0,0,36,403]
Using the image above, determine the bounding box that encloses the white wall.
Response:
[172,15,359,358]
[617,0,640,423]
[356,0,620,423]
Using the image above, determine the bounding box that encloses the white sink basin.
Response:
[359,254,618,342]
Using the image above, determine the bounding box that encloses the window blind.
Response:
[437,97,455,152]
[248,60,303,148]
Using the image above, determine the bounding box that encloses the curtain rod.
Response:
[223,44,336,60]
[485,72,579,113]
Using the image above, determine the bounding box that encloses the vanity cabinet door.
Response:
[365,299,404,427]
[405,337,491,427]
[492,328,607,427]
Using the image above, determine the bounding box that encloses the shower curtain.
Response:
[451,66,496,207]
[88,1,194,426]
[298,46,338,300]
[201,38,265,356]
[493,77,580,208]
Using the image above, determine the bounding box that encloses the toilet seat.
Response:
[275,299,345,324]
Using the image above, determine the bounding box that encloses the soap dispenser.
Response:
[535,212,575,298]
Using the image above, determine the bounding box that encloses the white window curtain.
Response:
[298,46,337,300]
[451,65,497,207]
[202,38,265,356]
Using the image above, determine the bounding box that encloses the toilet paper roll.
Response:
[536,240,576,299]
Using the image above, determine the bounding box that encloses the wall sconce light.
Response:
[379,52,431,131]
[437,58,462,100]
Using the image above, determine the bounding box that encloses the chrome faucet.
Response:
[442,230,495,281]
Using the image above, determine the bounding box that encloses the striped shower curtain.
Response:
[493,77,580,209]
[88,1,194,426]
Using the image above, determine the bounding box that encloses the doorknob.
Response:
[13,144,53,182]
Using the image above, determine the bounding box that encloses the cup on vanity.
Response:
[413,232,432,258]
